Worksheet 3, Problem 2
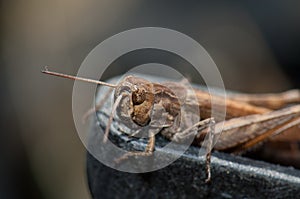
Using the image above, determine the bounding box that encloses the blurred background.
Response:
[1,1,300,198]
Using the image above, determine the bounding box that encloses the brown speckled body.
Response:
[113,75,300,156]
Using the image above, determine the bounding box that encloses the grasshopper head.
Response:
[114,76,155,126]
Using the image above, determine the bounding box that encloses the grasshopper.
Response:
[42,67,300,183]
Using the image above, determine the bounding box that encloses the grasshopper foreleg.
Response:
[114,132,155,164]
[82,87,114,123]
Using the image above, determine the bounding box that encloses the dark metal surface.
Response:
[86,75,300,199]
[87,129,300,198]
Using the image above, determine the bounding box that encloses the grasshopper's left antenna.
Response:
[42,66,117,88]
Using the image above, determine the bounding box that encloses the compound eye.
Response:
[132,89,146,105]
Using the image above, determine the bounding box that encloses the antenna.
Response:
[41,66,117,88]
